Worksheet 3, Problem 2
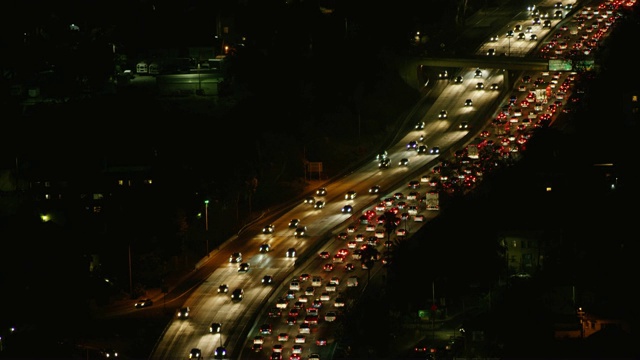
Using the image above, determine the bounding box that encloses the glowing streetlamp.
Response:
[204,200,209,256]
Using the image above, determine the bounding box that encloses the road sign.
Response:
[549,59,572,71]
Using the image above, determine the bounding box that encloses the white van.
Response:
[136,61,148,75]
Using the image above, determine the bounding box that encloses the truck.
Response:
[467,144,479,159]
[426,191,439,211]
[466,137,483,159]
[346,276,359,287]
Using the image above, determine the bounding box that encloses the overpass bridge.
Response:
[401,55,551,91]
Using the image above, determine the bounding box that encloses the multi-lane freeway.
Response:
[143,0,626,359]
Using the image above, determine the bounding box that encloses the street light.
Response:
[204,200,209,256]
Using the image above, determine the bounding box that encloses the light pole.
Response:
[432,280,436,342]
[204,200,209,256]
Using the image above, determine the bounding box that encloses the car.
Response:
[290,281,301,291]
[475,82,484,89]
[272,344,284,353]
[231,288,244,301]
[344,263,355,271]
[517,32,526,39]
[299,273,310,282]
[490,83,499,90]
[189,348,202,359]
[415,121,426,129]
[324,311,337,322]
[288,308,300,321]
[414,214,425,222]
[490,34,499,41]
[437,70,448,78]
[177,307,190,319]
[270,352,283,360]
[429,146,440,154]
[254,335,265,344]
[438,109,448,118]
[530,34,538,40]
[214,346,226,358]
[268,307,282,317]
[99,349,119,358]
[304,286,315,296]
[408,180,420,189]
[134,298,153,308]
[458,122,469,130]
[399,158,409,166]
[303,196,315,204]
[414,343,437,356]
[229,252,242,263]
[464,99,473,106]
[294,226,307,237]
[298,324,311,334]
[286,248,297,257]
[375,151,388,161]
[417,145,428,154]
[453,75,463,83]
[378,158,391,169]
[288,219,300,228]
[319,251,330,259]
[262,275,273,284]
[474,69,482,77]
[323,263,334,271]
[344,190,357,200]
[506,29,514,37]
[369,185,380,194]
[259,243,271,252]
[209,322,222,333]
[314,200,325,209]
[289,354,301,360]
[487,48,496,56]
[307,307,320,316]
[295,334,306,343]
[262,224,275,234]
[407,140,418,150]
[336,232,348,240]
[260,323,273,335]
[231,288,243,300]
[334,297,346,308]
[309,353,321,360]
[315,187,327,196]
[238,262,250,272]
[278,333,289,341]
[218,284,229,293]
[252,343,263,352]
[341,205,353,213]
